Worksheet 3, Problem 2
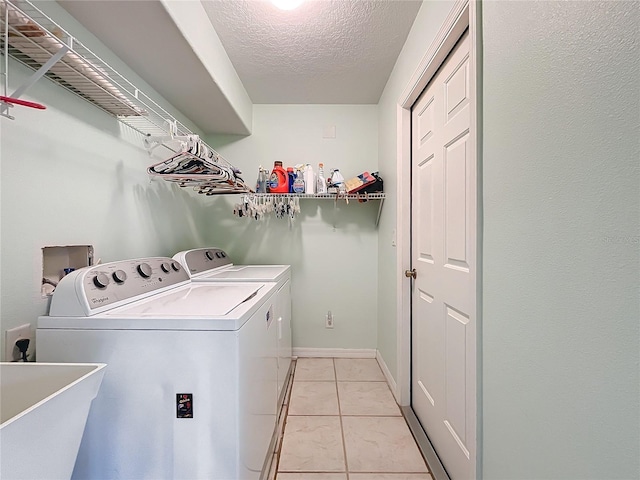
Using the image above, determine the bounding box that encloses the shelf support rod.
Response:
[2,3,9,98]
[0,44,69,117]
[376,198,384,227]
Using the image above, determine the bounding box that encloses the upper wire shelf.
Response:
[250,193,386,200]
[0,0,250,194]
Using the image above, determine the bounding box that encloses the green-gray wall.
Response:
[482,1,639,478]
[208,105,379,351]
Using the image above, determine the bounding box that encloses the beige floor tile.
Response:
[348,475,432,480]
[295,358,336,381]
[337,382,400,416]
[289,382,339,415]
[342,417,428,473]
[334,359,385,382]
[277,474,347,480]
[279,416,345,472]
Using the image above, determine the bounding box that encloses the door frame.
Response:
[395,0,481,474]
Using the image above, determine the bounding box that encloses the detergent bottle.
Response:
[268,161,288,193]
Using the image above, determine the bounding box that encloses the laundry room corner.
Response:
[207,104,380,352]
[0,1,215,361]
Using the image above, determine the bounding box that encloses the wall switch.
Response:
[323,125,336,139]
[325,311,334,329]
[5,323,34,362]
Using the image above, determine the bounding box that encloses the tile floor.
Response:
[272,358,433,480]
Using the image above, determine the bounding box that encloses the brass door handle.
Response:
[405,269,416,279]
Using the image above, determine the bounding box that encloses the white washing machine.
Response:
[173,248,292,402]
[37,257,279,480]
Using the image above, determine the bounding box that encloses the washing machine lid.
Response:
[192,265,290,283]
[39,282,278,331]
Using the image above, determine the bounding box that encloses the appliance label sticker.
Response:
[176,393,193,418]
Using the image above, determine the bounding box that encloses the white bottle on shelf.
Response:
[316,163,327,194]
[304,164,315,194]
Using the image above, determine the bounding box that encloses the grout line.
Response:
[335,358,350,475]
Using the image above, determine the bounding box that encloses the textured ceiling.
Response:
[58,0,423,132]
[201,0,422,104]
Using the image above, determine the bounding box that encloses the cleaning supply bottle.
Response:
[304,164,315,194]
[328,168,344,193]
[256,166,267,193]
[293,168,306,193]
[268,161,288,193]
[316,163,327,194]
[260,168,268,193]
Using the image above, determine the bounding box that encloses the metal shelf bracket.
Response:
[0,43,68,118]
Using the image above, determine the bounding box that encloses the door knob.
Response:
[405,268,417,279]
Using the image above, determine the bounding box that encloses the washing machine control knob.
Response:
[137,263,152,278]
[160,262,171,273]
[112,270,127,284]
[171,262,181,272]
[93,273,110,289]
[205,250,214,260]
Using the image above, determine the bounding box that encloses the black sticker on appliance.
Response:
[177,393,193,418]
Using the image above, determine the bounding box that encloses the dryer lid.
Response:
[107,283,263,317]
[193,265,290,282]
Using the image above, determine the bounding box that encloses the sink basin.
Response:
[1,362,106,480]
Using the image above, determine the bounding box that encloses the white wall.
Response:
[482,1,639,478]
[376,1,454,382]
[208,105,379,350]
[0,3,209,360]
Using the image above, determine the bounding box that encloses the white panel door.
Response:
[411,30,476,480]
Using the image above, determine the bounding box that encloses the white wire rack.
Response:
[249,192,386,225]
[251,193,386,200]
[0,0,250,194]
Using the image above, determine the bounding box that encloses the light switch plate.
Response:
[323,125,336,139]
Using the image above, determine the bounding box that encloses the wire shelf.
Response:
[250,193,386,200]
[0,0,250,194]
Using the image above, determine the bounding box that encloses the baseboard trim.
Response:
[292,348,376,359]
[376,350,399,402]
[402,406,451,480]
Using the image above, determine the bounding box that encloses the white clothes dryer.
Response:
[37,257,278,480]
[173,248,292,401]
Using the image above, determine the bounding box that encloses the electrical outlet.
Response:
[325,311,334,329]
[5,323,34,362]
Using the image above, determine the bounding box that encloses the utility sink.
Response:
[1,362,106,480]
